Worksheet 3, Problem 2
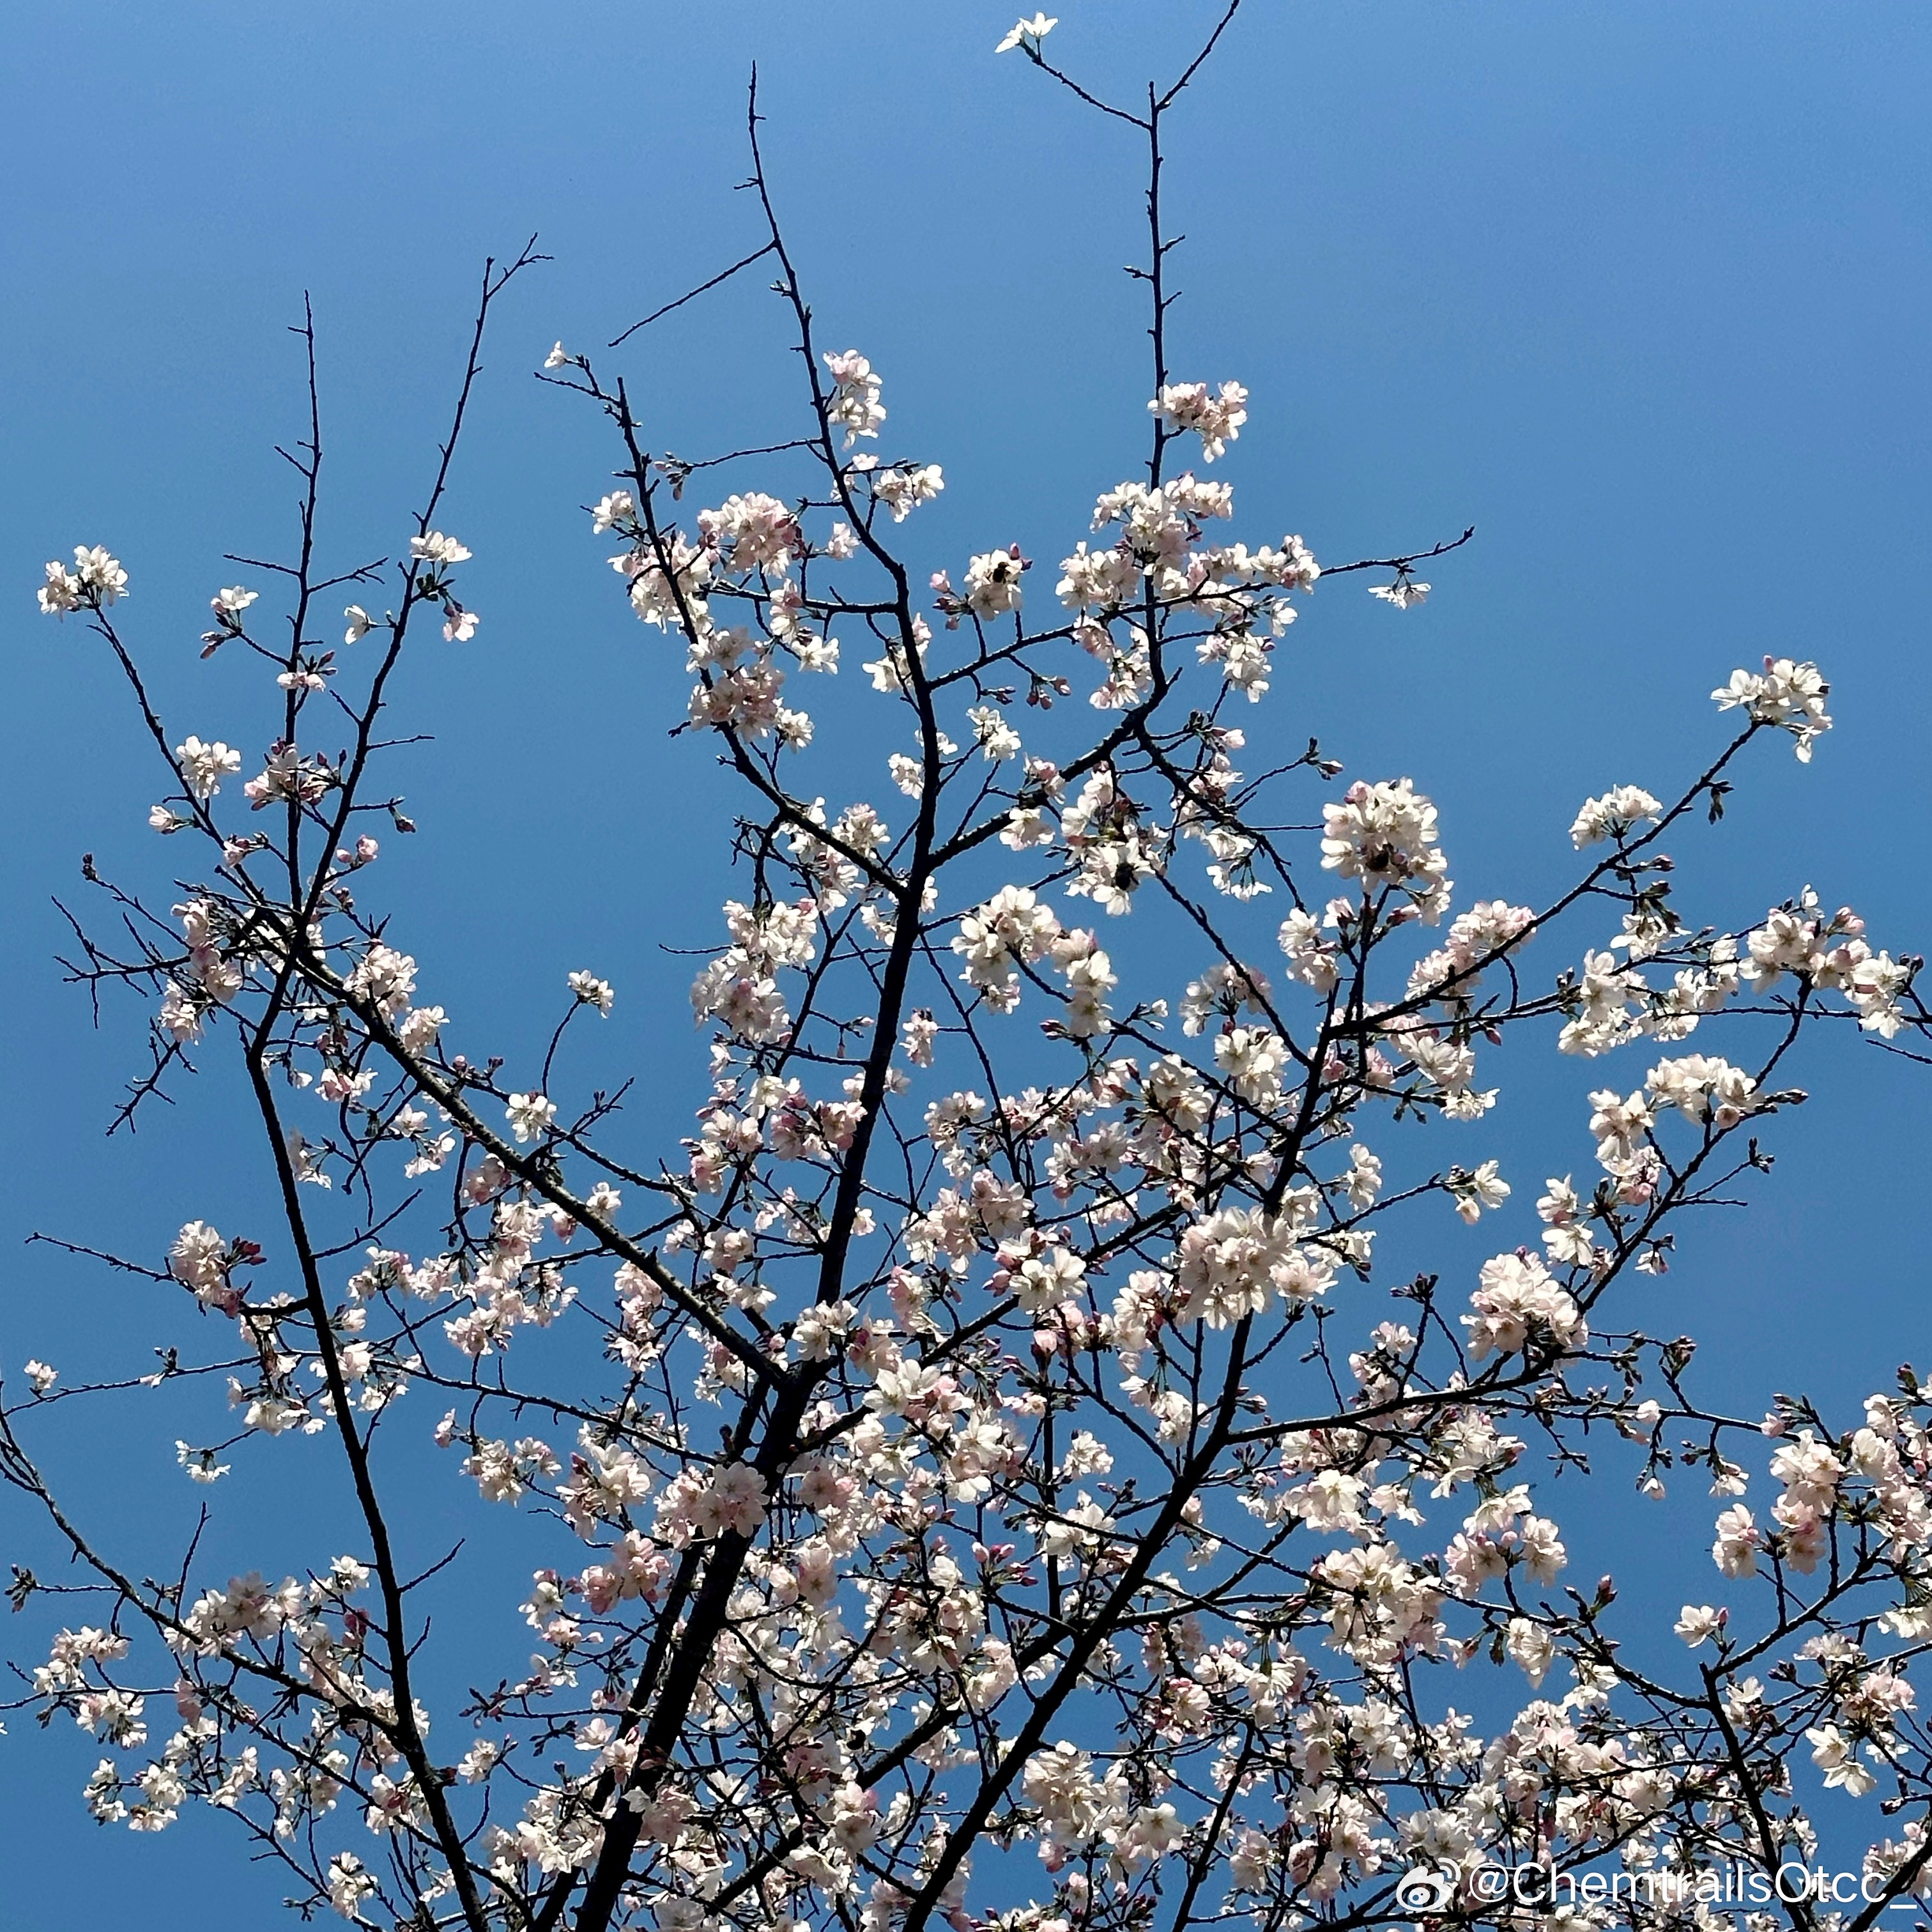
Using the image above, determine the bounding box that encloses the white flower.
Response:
[1149,380,1248,463]
[1849,949,1910,1038]
[592,491,636,535]
[1570,785,1662,850]
[960,548,1025,622]
[506,1092,557,1143]
[1646,1053,1758,1128]
[569,971,614,1015]
[1321,778,1452,923]
[967,705,1022,762]
[1463,1252,1584,1360]
[73,546,126,602]
[872,464,945,522]
[1505,1615,1554,1686]
[175,1441,231,1483]
[1675,1604,1726,1648]
[823,350,885,447]
[22,1360,56,1395]
[1712,656,1832,760]
[995,12,1057,52]
[953,884,1061,1006]
[1537,1176,1597,1266]
[1807,1722,1878,1796]
[1448,1160,1510,1223]
[699,493,802,572]
[37,562,82,615]
[1712,1503,1759,1577]
[38,545,127,615]
[544,341,571,369]
[176,736,242,802]
[343,604,374,643]
[327,1853,377,1917]
[410,531,471,567]
[1369,576,1429,609]
[696,1462,767,1538]
[1277,908,1339,992]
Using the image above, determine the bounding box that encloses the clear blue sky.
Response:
[3,3,1930,1918]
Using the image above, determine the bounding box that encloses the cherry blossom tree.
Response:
[8,11,1932,1932]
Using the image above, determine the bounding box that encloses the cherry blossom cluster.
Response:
[7,22,1932,1932]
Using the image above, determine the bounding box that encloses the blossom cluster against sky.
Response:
[4,3,1931,1922]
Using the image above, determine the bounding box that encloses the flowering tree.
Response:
[8,12,1932,1932]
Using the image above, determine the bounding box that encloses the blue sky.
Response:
[3,3,1931,1919]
